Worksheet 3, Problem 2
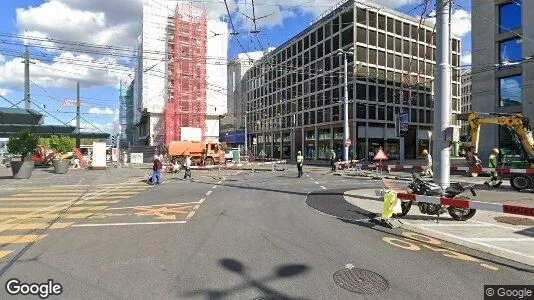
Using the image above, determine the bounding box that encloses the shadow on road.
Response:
[181,258,310,299]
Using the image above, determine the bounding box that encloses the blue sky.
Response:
[0,0,473,134]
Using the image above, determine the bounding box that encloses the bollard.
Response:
[218,164,221,179]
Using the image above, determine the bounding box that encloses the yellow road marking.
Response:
[0,222,73,232]
[0,196,132,201]
[0,206,107,212]
[0,213,93,221]
[0,197,79,201]
[0,200,122,206]
[0,234,46,244]
[0,251,12,260]
[27,190,87,193]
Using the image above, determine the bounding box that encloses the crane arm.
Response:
[467,112,534,160]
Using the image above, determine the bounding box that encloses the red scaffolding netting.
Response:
[164,3,207,145]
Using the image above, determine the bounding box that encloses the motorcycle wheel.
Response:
[393,201,412,218]
[448,207,476,221]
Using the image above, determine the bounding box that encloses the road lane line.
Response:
[107,201,201,210]
[0,200,121,206]
[0,235,46,244]
[212,185,217,189]
[0,195,132,201]
[320,186,326,190]
[467,238,534,242]
[206,191,212,196]
[0,213,93,221]
[217,181,222,184]
[418,224,495,227]
[415,227,534,259]
[314,181,319,184]
[72,221,187,227]
[185,211,196,220]
[193,205,200,210]
[198,198,205,204]
[471,220,525,231]
[0,206,107,213]
[0,223,73,232]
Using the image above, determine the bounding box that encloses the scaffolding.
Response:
[119,79,135,145]
[163,3,207,145]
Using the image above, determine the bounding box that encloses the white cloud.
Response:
[0,53,130,89]
[88,106,114,115]
[0,54,5,63]
[0,88,8,97]
[427,9,471,38]
[461,52,472,66]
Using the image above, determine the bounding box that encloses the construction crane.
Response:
[458,112,534,191]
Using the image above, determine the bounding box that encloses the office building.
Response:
[460,71,472,137]
[471,0,533,159]
[242,0,461,161]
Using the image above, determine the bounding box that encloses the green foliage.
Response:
[7,130,39,158]
[39,137,50,148]
[49,135,75,154]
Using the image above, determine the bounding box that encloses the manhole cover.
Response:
[333,268,388,294]
[495,216,534,226]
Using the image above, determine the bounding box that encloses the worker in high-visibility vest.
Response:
[296,151,304,178]
[485,148,502,188]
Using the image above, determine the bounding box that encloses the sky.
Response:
[0,0,473,135]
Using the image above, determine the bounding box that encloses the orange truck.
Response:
[167,141,225,166]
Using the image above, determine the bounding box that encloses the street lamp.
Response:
[244,110,249,160]
[337,47,354,162]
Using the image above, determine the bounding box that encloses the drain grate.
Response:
[333,268,388,294]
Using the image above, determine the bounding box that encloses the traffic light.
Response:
[111,135,116,146]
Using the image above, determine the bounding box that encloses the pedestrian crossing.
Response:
[0,181,150,263]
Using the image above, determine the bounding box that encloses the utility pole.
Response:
[23,44,30,110]
[338,47,353,162]
[76,82,81,148]
[434,0,452,189]
[244,111,248,158]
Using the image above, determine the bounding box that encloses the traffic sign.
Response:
[344,138,352,147]
[373,147,388,161]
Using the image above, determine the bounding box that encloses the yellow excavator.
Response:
[459,112,534,191]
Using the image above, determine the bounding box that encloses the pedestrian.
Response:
[330,150,336,172]
[296,151,304,178]
[152,154,162,185]
[485,148,502,188]
[421,149,433,177]
[183,151,192,180]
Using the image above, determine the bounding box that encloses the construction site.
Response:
[133,1,228,151]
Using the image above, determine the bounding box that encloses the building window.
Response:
[499,75,522,107]
[499,38,522,65]
[499,1,521,33]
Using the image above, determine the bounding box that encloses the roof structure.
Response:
[0,107,110,139]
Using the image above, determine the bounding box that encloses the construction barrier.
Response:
[336,161,534,175]
[190,160,287,170]
[396,192,534,217]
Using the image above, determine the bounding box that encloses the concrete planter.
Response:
[53,159,70,174]
[11,157,34,179]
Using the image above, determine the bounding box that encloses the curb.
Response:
[398,221,534,267]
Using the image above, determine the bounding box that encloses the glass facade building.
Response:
[242,1,461,161]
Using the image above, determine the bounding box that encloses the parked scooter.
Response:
[395,174,478,221]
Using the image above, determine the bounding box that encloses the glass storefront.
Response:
[317,129,331,160]
[305,130,315,159]
[386,140,399,160]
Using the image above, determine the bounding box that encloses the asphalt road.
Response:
[0,166,532,299]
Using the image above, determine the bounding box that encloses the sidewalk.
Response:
[343,183,534,267]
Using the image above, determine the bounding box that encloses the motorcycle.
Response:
[395,174,478,221]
